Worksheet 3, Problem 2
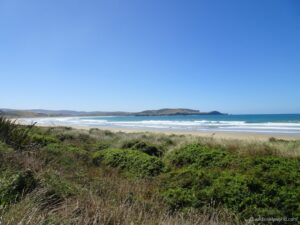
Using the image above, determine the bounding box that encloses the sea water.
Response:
[20,114,300,135]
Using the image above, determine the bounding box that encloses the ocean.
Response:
[20,114,300,135]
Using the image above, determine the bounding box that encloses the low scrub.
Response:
[121,139,163,156]
[167,144,237,168]
[162,144,300,220]
[92,148,164,177]
[41,143,90,170]
[0,170,37,206]
[45,143,88,158]
[30,133,58,146]
[0,116,35,150]
[41,172,78,200]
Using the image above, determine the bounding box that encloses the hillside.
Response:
[135,108,224,116]
[0,109,131,117]
[0,108,225,117]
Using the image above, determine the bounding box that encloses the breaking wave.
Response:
[19,116,300,134]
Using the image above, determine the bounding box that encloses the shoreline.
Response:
[31,123,300,141]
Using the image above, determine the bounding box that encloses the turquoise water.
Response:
[83,114,300,123]
[22,114,300,135]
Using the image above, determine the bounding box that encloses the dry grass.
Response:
[1,174,246,225]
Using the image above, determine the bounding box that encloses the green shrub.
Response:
[89,129,114,136]
[162,152,300,220]
[45,143,88,157]
[242,156,300,219]
[0,116,35,150]
[162,167,213,190]
[0,141,13,154]
[92,148,164,177]
[0,142,13,167]
[55,132,76,142]
[157,136,175,146]
[167,144,236,168]
[103,130,114,136]
[161,167,211,210]
[42,172,77,199]
[30,134,58,146]
[163,187,197,210]
[269,137,289,143]
[43,143,90,167]
[241,157,300,192]
[121,140,163,156]
[196,172,249,211]
[0,170,37,206]
[65,145,88,156]
[94,140,111,151]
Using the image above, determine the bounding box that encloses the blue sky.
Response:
[0,0,299,114]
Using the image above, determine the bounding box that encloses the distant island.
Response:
[0,108,226,117]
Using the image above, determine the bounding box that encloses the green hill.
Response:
[0,108,225,118]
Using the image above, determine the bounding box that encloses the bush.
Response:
[92,148,164,177]
[0,142,13,167]
[163,187,197,210]
[269,137,289,143]
[46,143,87,155]
[121,140,163,157]
[55,132,77,142]
[162,147,300,220]
[197,172,250,211]
[242,156,300,219]
[41,143,89,170]
[30,134,58,146]
[167,144,236,168]
[0,170,37,206]
[0,116,35,150]
[42,172,77,199]
[162,167,213,190]
[0,141,13,154]
[94,140,111,151]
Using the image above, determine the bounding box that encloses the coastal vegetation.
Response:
[0,116,299,224]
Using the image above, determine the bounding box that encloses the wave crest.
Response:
[19,117,300,134]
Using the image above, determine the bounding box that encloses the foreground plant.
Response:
[0,116,36,150]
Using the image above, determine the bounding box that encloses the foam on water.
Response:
[19,115,300,135]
